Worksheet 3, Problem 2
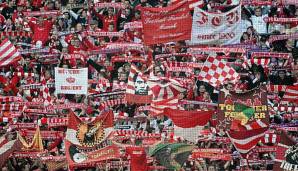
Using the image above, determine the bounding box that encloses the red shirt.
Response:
[32,0,42,8]
[0,14,5,24]
[93,8,121,31]
[29,20,53,44]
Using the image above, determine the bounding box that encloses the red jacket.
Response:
[93,8,121,31]
[29,20,53,45]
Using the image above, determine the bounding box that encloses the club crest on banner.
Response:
[191,5,242,45]
[76,121,105,147]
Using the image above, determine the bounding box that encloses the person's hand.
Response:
[193,84,198,91]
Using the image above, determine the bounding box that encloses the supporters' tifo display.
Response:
[0,0,298,170]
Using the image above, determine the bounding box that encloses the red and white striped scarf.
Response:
[273,106,298,112]
[93,2,125,9]
[242,58,270,69]
[100,99,126,108]
[0,31,32,38]
[0,117,12,122]
[113,130,161,138]
[0,96,22,103]
[264,17,298,23]
[269,32,298,43]
[40,68,52,107]
[124,21,143,30]
[281,85,298,105]
[22,10,60,17]
[266,85,287,93]
[150,98,181,116]
[261,132,278,144]
[251,52,290,59]
[13,72,35,78]
[0,104,23,111]
[21,83,54,90]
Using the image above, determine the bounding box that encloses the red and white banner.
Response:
[126,65,152,104]
[93,2,125,9]
[10,123,38,130]
[0,38,21,67]
[55,68,88,95]
[198,56,240,88]
[23,10,60,17]
[264,17,298,23]
[0,96,22,103]
[19,130,64,140]
[191,148,232,160]
[84,31,124,37]
[0,31,32,38]
[191,5,242,45]
[269,32,298,43]
[65,141,121,169]
[124,21,143,30]
[141,1,192,45]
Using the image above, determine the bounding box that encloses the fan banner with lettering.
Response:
[191,5,242,45]
[140,1,192,45]
[55,67,88,95]
[217,87,269,130]
[65,140,121,169]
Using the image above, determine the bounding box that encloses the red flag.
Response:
[164,108,213,143]
[164,108,213,128]
[0,38,21,67]
[227,127,268,154]
[150,97,179,116]
[66,110,114,147]
[140,1,192,45]
[148,76,187,101]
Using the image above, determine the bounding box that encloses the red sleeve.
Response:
[82,38,96,50]
[117,9,122,18]
[28,20,35,31]
[0,15,6,24]
[135,5,142,11]
[65,34,73,44]
[0,2,8,8]
[68,44,75,54]
[11,12,17,23]
[10,75,20,87]
[44,20,54,30]
[124,31,134,42]
[146,50,153,66]
[187,90,194,100]
[0,75,7,84]
[92,7,104,21]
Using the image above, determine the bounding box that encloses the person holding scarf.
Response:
[92,5,122,32]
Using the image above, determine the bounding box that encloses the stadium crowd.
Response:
[0,0,297,170]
